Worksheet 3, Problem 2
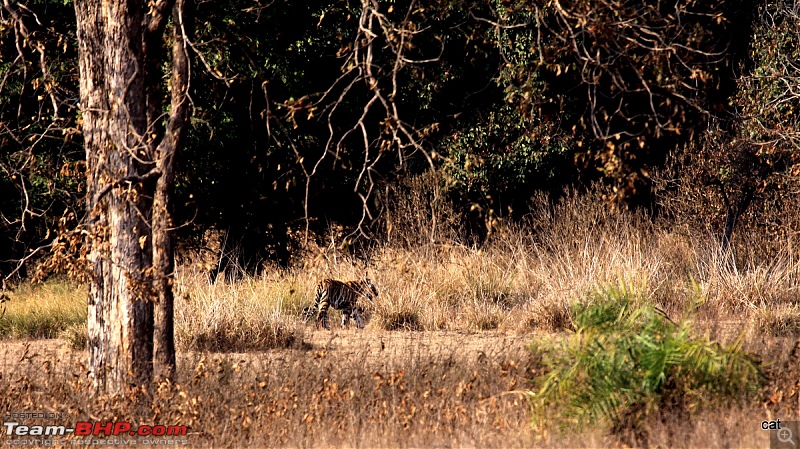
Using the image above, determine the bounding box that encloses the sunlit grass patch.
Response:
[753,303,800,337]
[0,281,85,339]
[175,269,305,351]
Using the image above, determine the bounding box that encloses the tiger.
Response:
[303,278,378,329]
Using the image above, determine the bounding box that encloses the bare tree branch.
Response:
[291,0,441,243]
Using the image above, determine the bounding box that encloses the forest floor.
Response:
[0,327,788,448]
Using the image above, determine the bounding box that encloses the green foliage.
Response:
[0,0,82,276]
[531,285,760,444]
[442,104,574,219]
[5,0,800,275]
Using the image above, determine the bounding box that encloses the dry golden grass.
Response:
[168,191,800,341]
[1,330,792,448]
[0,332,783,448]
[174,270,309,351]
[2,190,800,446]
[174,238,799,341]
[0,280,85,339]
[0,333,539,448]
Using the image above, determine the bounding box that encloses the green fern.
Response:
[530,285,760,442]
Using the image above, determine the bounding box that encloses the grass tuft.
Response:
[175,271,305,351]
[753,303,800,337]
[377,309,424,331]
[60,321,88,349]
[526,298,573,332]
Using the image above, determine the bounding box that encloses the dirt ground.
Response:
[0,329,535,373]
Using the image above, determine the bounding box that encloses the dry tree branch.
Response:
[542,0,725,142]
[2,239,56,283]
[470,14,529,29]
[3,0,60,119]
[297,0,440,243]
[0,0,79,267]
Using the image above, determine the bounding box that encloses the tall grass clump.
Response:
[0,281,85,339]
[530,285,761,446]
[175,268,307,351]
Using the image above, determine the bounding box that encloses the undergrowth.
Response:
[5,190,800,352]
[530,285,761,446]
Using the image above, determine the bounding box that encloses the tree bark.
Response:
[76,0,154,391]
[75,0,188,392]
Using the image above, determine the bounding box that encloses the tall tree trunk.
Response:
[76,0,154,391]
[75,0,188,392]
[154,0,190,381]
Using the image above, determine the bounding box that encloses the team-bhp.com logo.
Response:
[5,421,188,437]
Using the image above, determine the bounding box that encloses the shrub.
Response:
[530,285,760,446]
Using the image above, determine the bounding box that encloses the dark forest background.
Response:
[2,0,800,278]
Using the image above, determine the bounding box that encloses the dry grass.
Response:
[3,188,800,446]
[0,334,540,448]
[0,331,788,448]
[175,270,308,351]
[171,190,800,340]
[0,332,783,448]
[0,280,85,339]
[38,205,785,347]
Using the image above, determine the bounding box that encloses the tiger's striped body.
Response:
[303,278,378,329]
